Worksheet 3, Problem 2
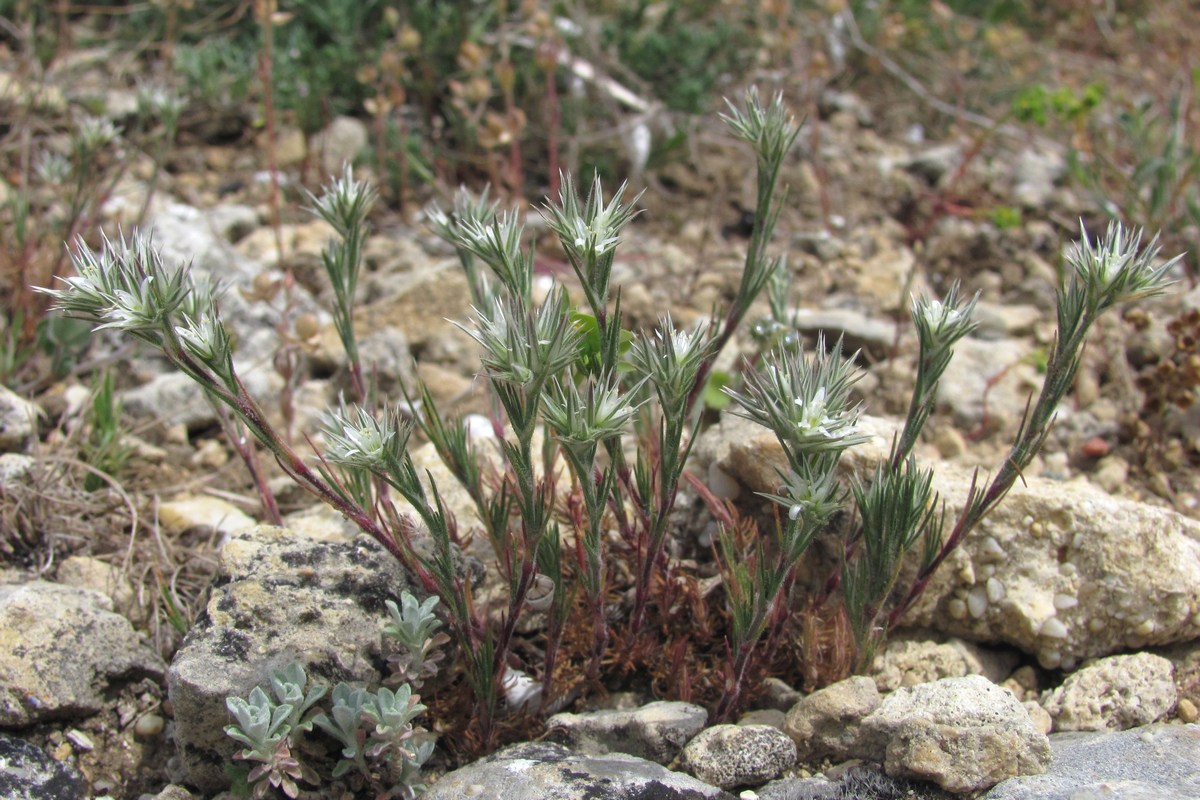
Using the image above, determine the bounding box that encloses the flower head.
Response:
[911,284,978,351]
[628,315,712,409]
[726,335,869,462]
[321,401,410,471]
[1067,220,1179,308]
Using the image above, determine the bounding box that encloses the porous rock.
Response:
[0,733,86,800]
[0,581,164,727]
[680,723,796,789]
[902,467,1200,669]
[422,741,734,800]
[546,700,708,764]
[166,526,415,792]
[782,675,880,763]
[1040,653,1176,732]
[55,555,140,624]
[869,635,1018,692]
[981,724,1200,800]
[859,675,1051,793]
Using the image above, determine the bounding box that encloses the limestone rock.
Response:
[138,786,196,800]
[782,676,880,762]
[860,675,1051,793]
[158,494,257,540]
[903,467,1200,669]
[546,700,708,765]
[981,724,1200,800]
[0,582,164,726]
[166,526,415,792]
[680,724,797,789]
[423,741,734,800]
[1040,653,1176,732]
[869,635,1018,692]
[936,336,1041,428]
[55,555,140,624]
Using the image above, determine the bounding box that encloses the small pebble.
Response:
[65,729,94,751]
[134,713,166,739]
[1080,436,1110,458]
[933,425,967,459]
[1179,697,1198,723]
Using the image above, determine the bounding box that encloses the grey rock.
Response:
[55,555,140,624]
[147,199,256,285]
[422,741,735,800]
[818,90,873,127]
[738,708,786,729]
[860,675,1051,793]
[0,385,39,453]
[146,199,323,345]
[783,676,881,762]
[792,230,846,262]
[982,724,1200,800]
[310,116,368,176]
[0,581,164,726]
[1012,147,1066,209]
[681,724,796,789]
[0,453,35,489]
[0,733,86,800]
[906,144,963,184]
[758,764,955,799]
[122,358,281,434]
[166,526,415,792]
[791,307,898,361]
[205,204,259,244]
[1041,653,1176,732]
[121,372,219,433]
[546,700,708,764]
[758,677,803,712]
[970,301,1043,339]
[137,787,195,800]
[936,336,1041,427]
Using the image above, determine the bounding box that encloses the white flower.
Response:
[98,276,159,331]
[322,405,397,469]
[175,314,227,365]
[921,299,963,330]
[794,387,834,436]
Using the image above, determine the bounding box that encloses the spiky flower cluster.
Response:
[727,335,868,462]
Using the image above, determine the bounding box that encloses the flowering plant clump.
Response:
[40,84,1178,765]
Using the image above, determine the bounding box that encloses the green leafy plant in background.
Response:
[80,369,134,492]
[1065,78,1200,280]
[598,1,755,114]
